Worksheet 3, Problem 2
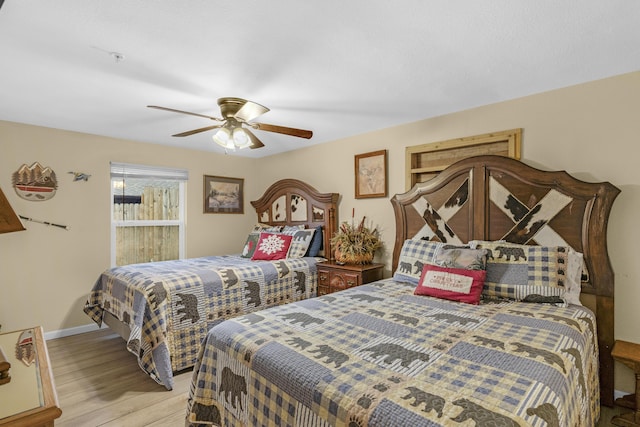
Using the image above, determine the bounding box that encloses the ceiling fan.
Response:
[148,97,313,151]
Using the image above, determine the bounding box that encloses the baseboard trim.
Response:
[44,323,103,340]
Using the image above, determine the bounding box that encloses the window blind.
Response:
[110,162,189,180]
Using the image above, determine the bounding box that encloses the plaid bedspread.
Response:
[186,279,599,426]
[84,255,320,390]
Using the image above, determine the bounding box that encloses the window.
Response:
[110,162,188,267]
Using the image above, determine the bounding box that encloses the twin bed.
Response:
[184,156,620,426]
[84,178,339,390]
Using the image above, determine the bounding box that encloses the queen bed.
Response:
[186,155,620,426]
[83,178,338,390]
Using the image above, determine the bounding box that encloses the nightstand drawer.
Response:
[329,271,360,291]
[318,270,330,296]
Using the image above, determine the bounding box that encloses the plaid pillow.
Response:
[469,240,582,305]
[393,239,487,284]
[281,228,316,258]
[393,239,443,284]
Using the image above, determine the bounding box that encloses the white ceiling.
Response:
[1,1,639,158]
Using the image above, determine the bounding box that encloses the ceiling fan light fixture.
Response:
[212,127,235,150]
[232,127,251,149]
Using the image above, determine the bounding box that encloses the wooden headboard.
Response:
[251,179,339,261]
[391,155,620,406]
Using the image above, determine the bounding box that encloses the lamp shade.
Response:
[212,127,235,150]
[232,128,251,148]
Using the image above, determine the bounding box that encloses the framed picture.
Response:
[355,149,387,199]
[203,175,244,214]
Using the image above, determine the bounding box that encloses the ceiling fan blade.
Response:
[172,124,222,137]
[233,100,270,123]
[245,128,265,149]
[253,123,313,139]
[148,105,223,121]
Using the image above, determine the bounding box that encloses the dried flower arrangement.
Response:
[331,215,381,264]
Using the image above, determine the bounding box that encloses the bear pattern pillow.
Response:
[283,228,316,258]
[394,239,443,283]
[469,240,582,305]
[251,232,293,261]
[393,239,487,284]
[414,264,486,304]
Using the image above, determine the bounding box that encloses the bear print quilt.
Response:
[84,255,321,389]
[186,279,599,426]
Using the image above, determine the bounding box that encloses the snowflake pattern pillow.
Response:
[251,232,293,261]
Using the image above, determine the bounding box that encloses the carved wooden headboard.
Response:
[391,155,620,406]
[251,179,339,261]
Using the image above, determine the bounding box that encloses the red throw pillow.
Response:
[414,264,486,304]
[251,232,293,261]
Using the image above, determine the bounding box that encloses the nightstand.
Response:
[317,261,384,296]
[612,340,640,426]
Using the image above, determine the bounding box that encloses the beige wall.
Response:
[1,71,639,392]
[0,122,261,332]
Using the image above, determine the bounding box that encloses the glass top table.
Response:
[0,326,61,426]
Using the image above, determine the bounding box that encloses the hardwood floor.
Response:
[47,328,630,426]
[48,328,191,426]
